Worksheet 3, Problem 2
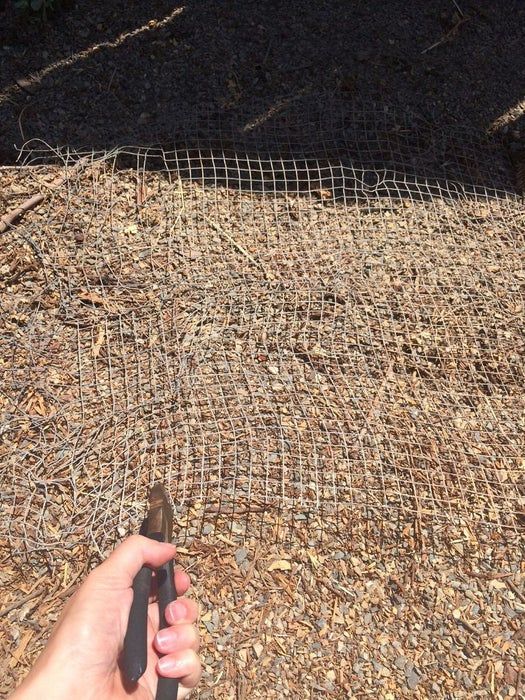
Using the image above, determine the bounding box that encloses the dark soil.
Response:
[1,0,524,173]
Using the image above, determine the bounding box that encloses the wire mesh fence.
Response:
[1,101,524,568]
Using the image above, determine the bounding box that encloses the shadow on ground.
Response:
[1,0,524,193]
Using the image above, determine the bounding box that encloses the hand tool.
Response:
[122,483,179,700]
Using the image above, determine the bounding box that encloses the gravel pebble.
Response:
[234,548,249,566]
[406,668,421,690]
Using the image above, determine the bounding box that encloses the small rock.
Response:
[406,668,421,690]
[235,548,248,566]
[372,659,383,673]
[395,656,407,670]
[462,673,474,689]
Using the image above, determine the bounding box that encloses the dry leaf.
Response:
[78,290,106,306]
[267,559,292,572]
[504,662,518,685]
[78,290,117,313]
[9,629,34,668]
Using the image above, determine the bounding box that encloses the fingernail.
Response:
[158,655,179,674]
[168,600,186,621]
[156,628,176,649]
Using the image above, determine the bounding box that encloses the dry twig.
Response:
[0,157,88,235]
[203,215,269,277]
[0,590,42,618]
[421,10,470,54]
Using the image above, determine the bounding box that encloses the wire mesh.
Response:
[1,101,524,564]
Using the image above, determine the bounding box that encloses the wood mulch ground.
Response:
[1,146,524,697]
[1,2,525,695]
[1,504,524,698]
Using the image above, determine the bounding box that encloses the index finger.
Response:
[94,535,177,588]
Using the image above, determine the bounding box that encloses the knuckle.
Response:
[188,648,200,663]
[83,567,104,588]
[126,534,146,547]
[189,649,203,675]
[187,624,200,650]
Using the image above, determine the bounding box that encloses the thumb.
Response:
[93,535,177,588]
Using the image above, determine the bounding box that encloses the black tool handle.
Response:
[122,565,152,683]
[156,558,179,700]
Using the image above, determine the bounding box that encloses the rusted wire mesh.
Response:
[1,102,524,566]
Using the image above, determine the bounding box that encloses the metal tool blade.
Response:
[145,482,173,543]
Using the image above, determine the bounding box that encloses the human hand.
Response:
[12,536,201,700]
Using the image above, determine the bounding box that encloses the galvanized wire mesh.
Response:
[1,102,524,563]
